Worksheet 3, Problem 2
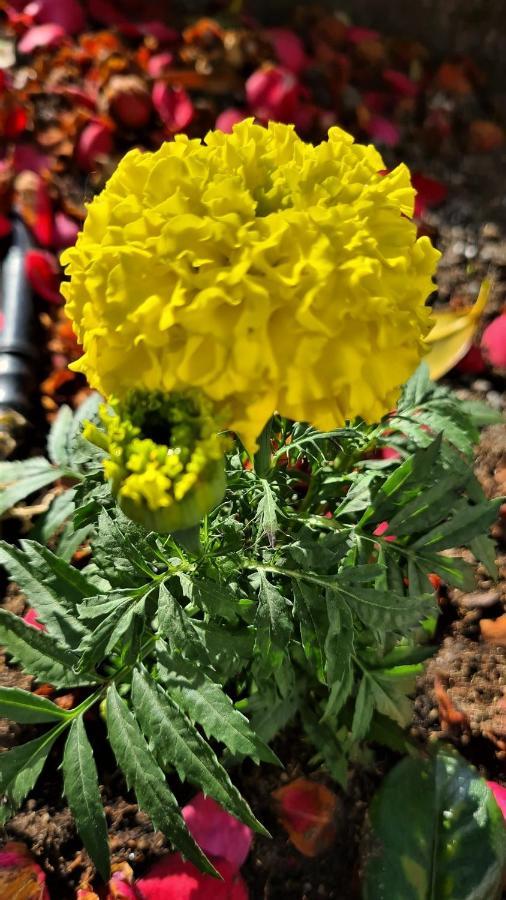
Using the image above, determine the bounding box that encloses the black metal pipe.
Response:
[0,216,38,457]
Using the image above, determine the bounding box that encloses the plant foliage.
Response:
[0,365,502,875]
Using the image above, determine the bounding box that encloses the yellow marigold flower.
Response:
[62,120,440,451]
[84,391,228,532]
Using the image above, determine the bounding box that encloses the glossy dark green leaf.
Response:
[363,747,506,900]
[0,723,66,823]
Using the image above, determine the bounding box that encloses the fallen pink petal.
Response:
[137,855,248,900]
[182,794,253,872]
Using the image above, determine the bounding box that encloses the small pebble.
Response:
[472,379,492,392]
[486,390,503,410]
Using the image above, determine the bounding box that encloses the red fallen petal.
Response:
[481,314,506,369]
[272,778,338,858]
[53,211,79,249]
[383,68,419,97]
[54,84,97,110]
[364,115,400,147]
[152,83,194,132]
[75,121,114,172]
[137,855,248,900]
[108,868,141,899]
[373,521,396,542]
[412,173,448,218]
[0,215,11,239]
[25,249,62,304]
[265,28,308,74]
[5,105,28,138]
[427,573,442,591]
[13,143,50,173]
[487,781,506,819]
[0,841,50,899]
[455,343,486,374]
[18,23,65,53]
[378,446,401,461]
[147,52,174,79]
[182,793,252,872]
[23,608,46,630]
[28,0,85,34]
[347,26,380,44]
[246,66,300,123]
[215,108,245,133]
[138,21,179,43]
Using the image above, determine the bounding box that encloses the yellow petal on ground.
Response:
[424,279,490,379]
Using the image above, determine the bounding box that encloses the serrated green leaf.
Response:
[131,669,267,835]
[158,582,210,664]
[0,686,71,722]
[0,465,66,517]
[470,534,498,579]
[106,684,216,875]
[36,488,76,543]
[322,601,354,719]
[399,363,432,409]
[63,717,110,881]
[251,571,292,671]
[47,405,74,466]
[362,747,506,900]
[386,469,468,537]
[351,676,374,741]
[293,580,327,681]
[418,553,477,592]
[0,541,87,648]
[255,479,279,547]
[0,722,67,823]
[413,499,501,552]
[157,643,279,765]
[77,590,147,672]
[367,672,413,727]
[0,607,89,688]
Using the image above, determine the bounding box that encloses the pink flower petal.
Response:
[412,173,448,218]
[378,446,401,461]
[18,22,65,53]
[455,344,486,374]
[365,115,400,147]
[138,21,179,44]
[75,121,114,172]
[25,249,62,304]
[152,83,193,132]
[23,608,45,630]
[215,108,245,133]
[373,521,396,542]
[53,211,79,249]
[0,842,50,899]
[28,0,85,34]
[182,794,252,871]
[481,314,506,369]
[487,780,506,819]
[347,26,380,44]
[245,65,300,123]
[265,28,308,74]
[383,68,419,98]
[137,855,248,900]
[147,52,174,79]
[13,143,50,173]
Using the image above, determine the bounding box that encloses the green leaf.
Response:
[36,488,77,543]
[158,582,210,664]
[78,589,151,671]
[400,363,432,408]
[0,722,66,823]
[47,405,74,466]
[0,686,70,723]
[0,464,66,517]
[293,580,327,681]
[323,601,354,719]
[351,676,374,741]
[367,671,413,728]
[157,644,279,765]
[362,747,506,900]
[106,684,217,875]
[0,607,88,688]
[413,499,502,552]
[470,534,498,579]
[131,669,267,835]
[63,717,110,881]
[459,399,504,427]
[255,479,279,547]
[0,541,89,648]
[252,572,292,671]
